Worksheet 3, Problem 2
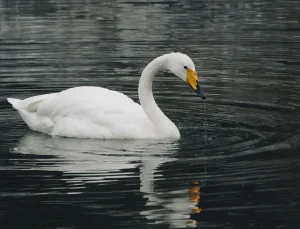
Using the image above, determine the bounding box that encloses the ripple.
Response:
[1,0,300,228]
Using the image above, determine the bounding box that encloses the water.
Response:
[0,0,300,228]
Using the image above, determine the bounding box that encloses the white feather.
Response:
[8,53,197,139]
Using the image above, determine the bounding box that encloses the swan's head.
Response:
[166,52,206,100]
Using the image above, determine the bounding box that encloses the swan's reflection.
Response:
[13,133,176,173]
[13,133,201,228]
[141,176,201,228]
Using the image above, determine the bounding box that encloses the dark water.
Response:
[1,0,300,228]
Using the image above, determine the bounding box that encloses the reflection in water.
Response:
[141,176,201,228]
[1,0,300,228]
[13,133,175,175]
[13,133,201,228]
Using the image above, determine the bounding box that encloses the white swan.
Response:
[7,52,206,139]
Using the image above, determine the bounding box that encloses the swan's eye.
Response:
[184,66,187,69]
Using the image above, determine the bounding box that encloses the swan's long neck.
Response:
[138,55,179,137]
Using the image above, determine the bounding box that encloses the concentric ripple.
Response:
[164,86,300,159]
[1,0,300,228]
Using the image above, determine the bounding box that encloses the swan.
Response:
[7,52,206,139]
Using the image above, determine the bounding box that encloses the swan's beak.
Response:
[186,69,206,100]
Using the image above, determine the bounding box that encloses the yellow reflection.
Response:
[186,182,201,226]
[186,219,196,227]
[189,195,200,202]
[189,186,200,194]
[191,207,202,214]
[140,162,203,228]
[188,182,201,214]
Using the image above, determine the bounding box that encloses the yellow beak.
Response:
[186,69,198,90]
[186,68,206,99]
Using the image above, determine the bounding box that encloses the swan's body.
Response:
[8,87,158,138]
[8,53,205,139]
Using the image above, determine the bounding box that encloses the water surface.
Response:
[0,0,300,228]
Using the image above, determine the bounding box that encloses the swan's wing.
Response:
[8,93,57,111]
[37,86,146,124]
[23,93,58,112]
[34,86,154,138]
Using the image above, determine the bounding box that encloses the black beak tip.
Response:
[195,89,206,100]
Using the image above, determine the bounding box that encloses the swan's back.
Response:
[8,86,155,139]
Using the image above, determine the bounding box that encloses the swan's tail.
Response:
[7,94,57,133]
[7,98,23,110]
